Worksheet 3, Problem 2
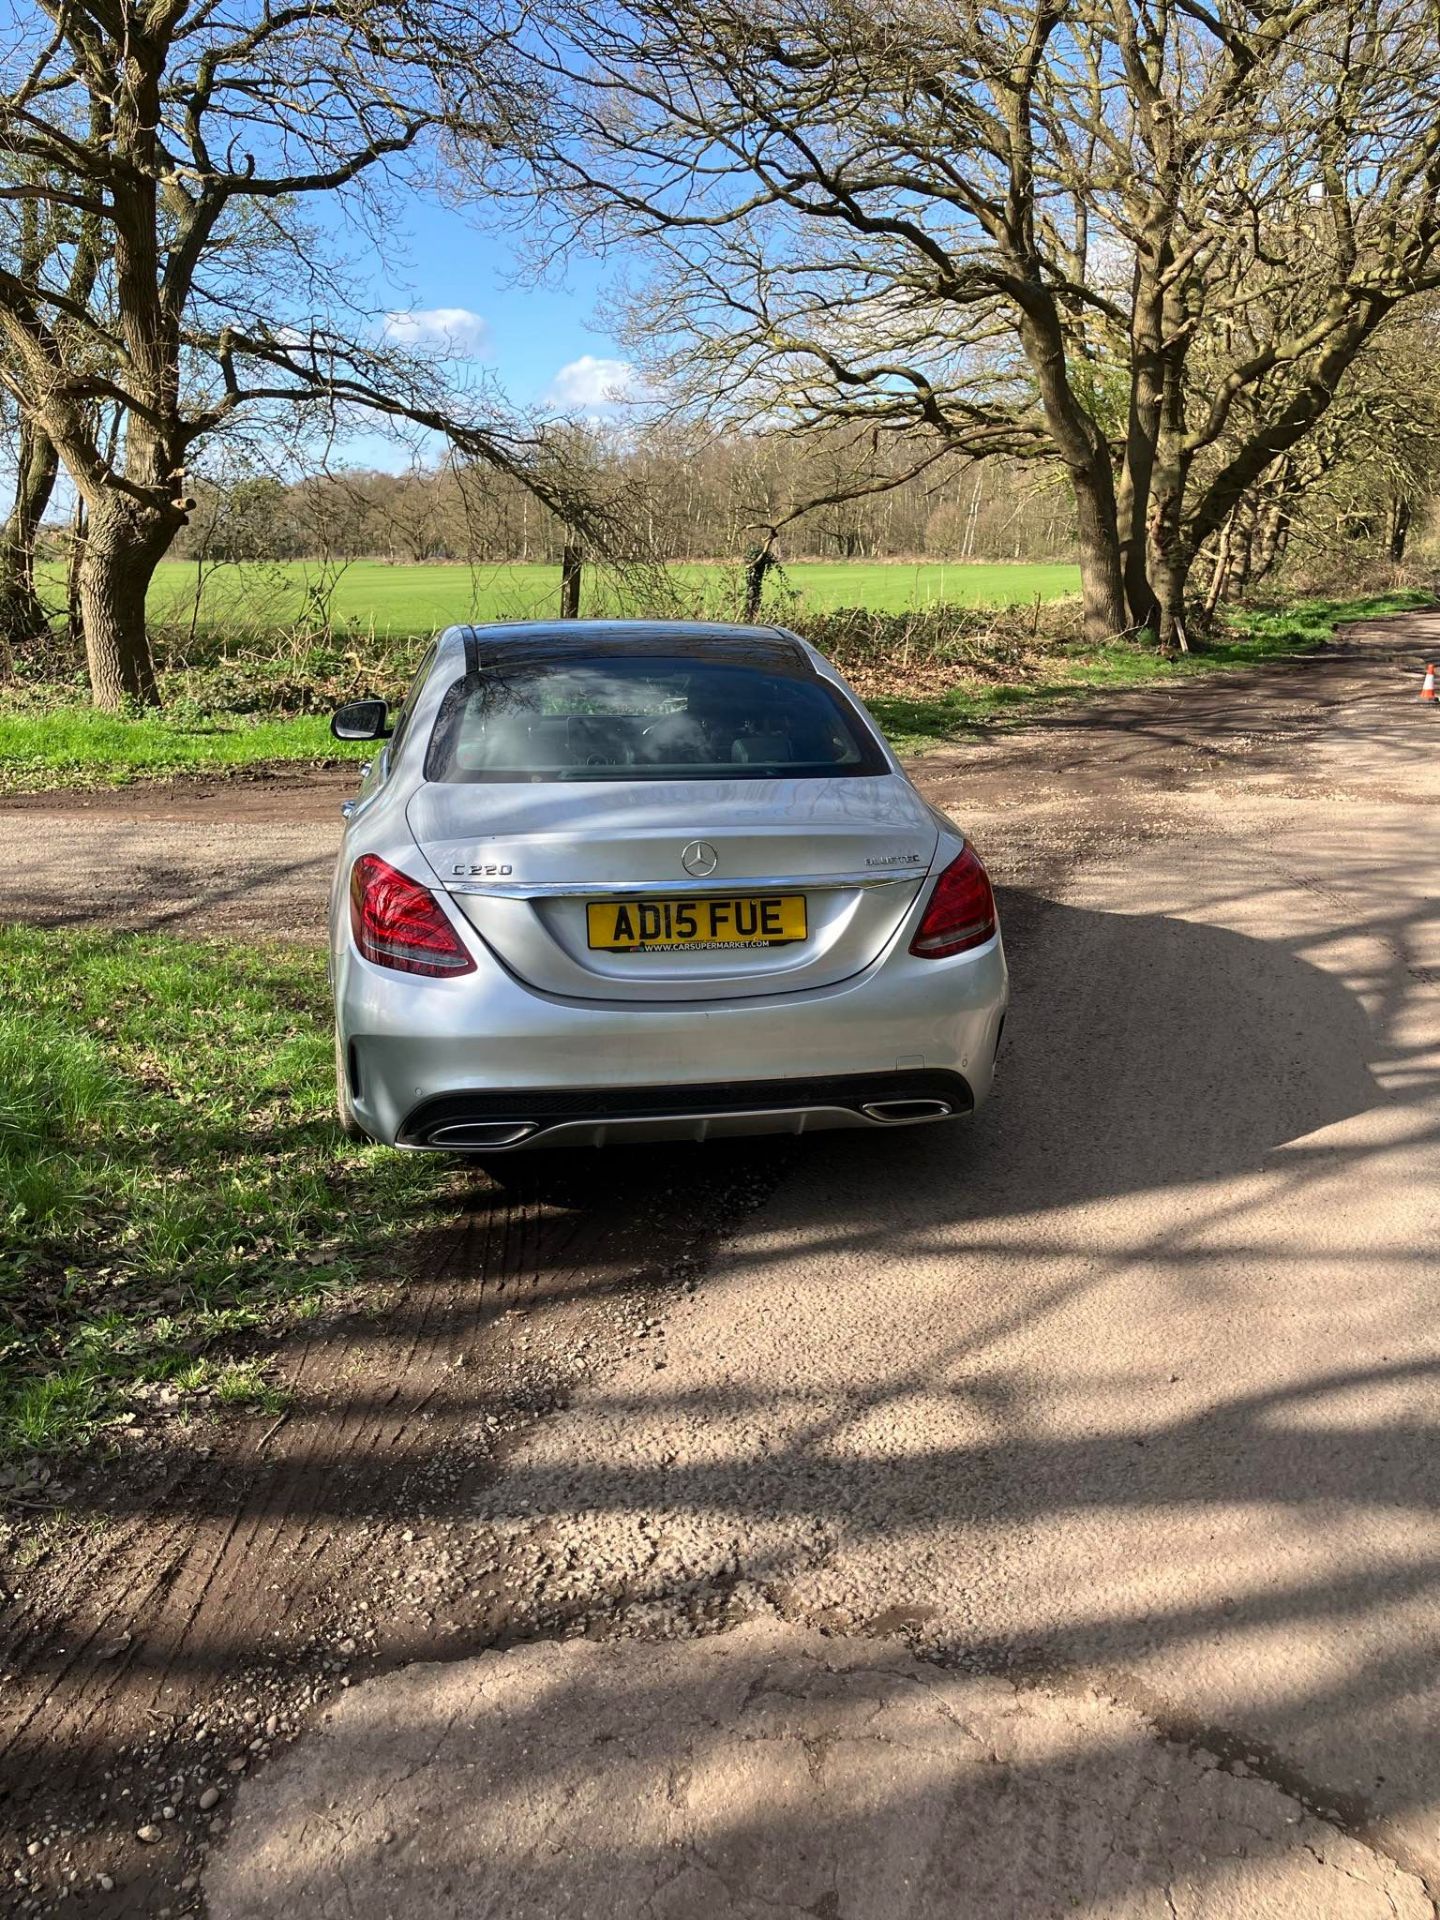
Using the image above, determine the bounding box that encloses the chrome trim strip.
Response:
[439,867,927,899]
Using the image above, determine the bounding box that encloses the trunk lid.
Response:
[407,775,937,1002]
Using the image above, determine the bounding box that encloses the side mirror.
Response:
[331,699,392,742]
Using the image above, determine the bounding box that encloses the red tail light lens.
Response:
[349,855,475,976]
[909,846,997,958]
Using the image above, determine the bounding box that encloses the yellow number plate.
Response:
[586,894,807,952]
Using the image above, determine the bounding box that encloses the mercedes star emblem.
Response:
[681,839,719,878]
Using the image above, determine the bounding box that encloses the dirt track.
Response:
[2,612,1439,1917]
[0,769,350,940]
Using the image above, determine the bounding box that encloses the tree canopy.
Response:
[511,0,1440,642]
[0,0,594,702]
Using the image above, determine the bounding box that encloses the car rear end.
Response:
[331,623,1007,1150]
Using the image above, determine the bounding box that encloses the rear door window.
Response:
[424,652,887,783]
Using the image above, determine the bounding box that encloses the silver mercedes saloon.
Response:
[328,621,1008,1152]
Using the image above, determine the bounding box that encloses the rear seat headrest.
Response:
[732,733,793,763]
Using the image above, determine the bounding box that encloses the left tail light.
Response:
[349,854,475,976]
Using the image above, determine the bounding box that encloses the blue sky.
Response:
[336,195,636,469]
[9,187,639,497]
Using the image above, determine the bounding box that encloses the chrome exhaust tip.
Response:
[427,1120,540,1149]
[859,1097,954,1124]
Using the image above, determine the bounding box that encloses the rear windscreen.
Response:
[424,654,888,783]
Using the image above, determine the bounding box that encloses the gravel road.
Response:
[4,610,1438,1917]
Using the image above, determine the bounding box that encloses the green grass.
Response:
[0,927,451,1462]
[864,589,1434,754]
[0,700,366,792]
[32,557,1083,638]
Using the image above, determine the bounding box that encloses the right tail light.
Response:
[909,846,997,958]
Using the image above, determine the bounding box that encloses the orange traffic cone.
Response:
[1422,663,1438,702]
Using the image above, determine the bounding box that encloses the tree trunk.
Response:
[1118,493,1161,632]
[1071,463,1127,644]
[1145,403,1194,652]
[0,420,59,646]
[1151,547,1190,652]
[1014,306,1126,644]
[1389,498,1413,563]
[1146,485,1191,652]
[743,538,777,621]
[1252,501,1289,582]
[1230,512,1254,594]
[559,531,583,618]
[78,495,175,709]
[1117,270,1164,634]
[66,495,87,649]
[1202,515,1234,617]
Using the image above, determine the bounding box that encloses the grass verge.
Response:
[863,589,1434,755]
[0,926,451,1465]
[0,698,366,794]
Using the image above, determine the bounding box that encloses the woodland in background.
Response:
[164,437,1075,570]
[110,404,1440,586]
[9,396,1435,685]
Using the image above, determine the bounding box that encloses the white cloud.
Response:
[546,354,637,410]
[383,307,492,359]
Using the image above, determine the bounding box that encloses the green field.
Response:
[117,557,1083,638]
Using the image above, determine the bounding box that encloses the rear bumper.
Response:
[336,930,1008,1149]
[398,1068,973,1151]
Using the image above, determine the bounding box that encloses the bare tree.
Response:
[1201,305,1440,593]
[728,433,955,618]
[507,0,1142,639]
[0,0,605,707]
[511,0,1440,644]
[1070,0,1440,641]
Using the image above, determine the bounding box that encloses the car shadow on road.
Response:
[482,876,1399,1218]
[784,881,1391,1217]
